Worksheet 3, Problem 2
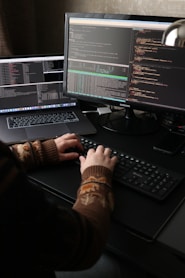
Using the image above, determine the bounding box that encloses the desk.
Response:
[29,113,185,278]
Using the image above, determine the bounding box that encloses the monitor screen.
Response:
[0,54,76,114]
[63,13,185,134]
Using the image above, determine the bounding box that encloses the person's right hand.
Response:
[79,145,118,175]
[54,133,83,161]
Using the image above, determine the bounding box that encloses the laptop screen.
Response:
[0,55,76,114]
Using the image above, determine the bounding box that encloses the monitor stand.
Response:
[98,107,159,135]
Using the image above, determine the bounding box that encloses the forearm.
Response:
[10,139,59,170]
[73,165,114,215]
[71,165,114,268]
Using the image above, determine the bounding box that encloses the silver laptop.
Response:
[0,54,96,144]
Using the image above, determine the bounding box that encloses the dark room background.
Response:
[0,0,184,57]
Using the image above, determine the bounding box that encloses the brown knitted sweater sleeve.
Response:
[72,165,114,267]
[10,139,59,170]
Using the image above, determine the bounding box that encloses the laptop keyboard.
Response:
[7,111,79,129]
[80,137,184,201]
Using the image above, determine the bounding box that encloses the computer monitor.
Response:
[0,54,71,113]
[63,13,185,135]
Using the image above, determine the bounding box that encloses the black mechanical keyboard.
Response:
[80,137,185,201]
[7,111,79,129]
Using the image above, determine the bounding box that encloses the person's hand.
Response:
[79,145,118,175]
[54,133,83,161]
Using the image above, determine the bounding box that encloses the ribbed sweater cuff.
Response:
[81,166,113,184]
[41,139,59,165]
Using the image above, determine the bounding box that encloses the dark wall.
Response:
[2,0,65,56]
[35,0,65,55]
[2,0,38,55]
[2,0,183,56]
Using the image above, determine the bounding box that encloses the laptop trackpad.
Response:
[25,124,70,141]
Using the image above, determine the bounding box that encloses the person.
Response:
[0,133,118,278]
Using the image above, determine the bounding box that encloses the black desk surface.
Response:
[29,113,185,264]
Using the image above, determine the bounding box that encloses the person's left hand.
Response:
[54,133,83,161]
